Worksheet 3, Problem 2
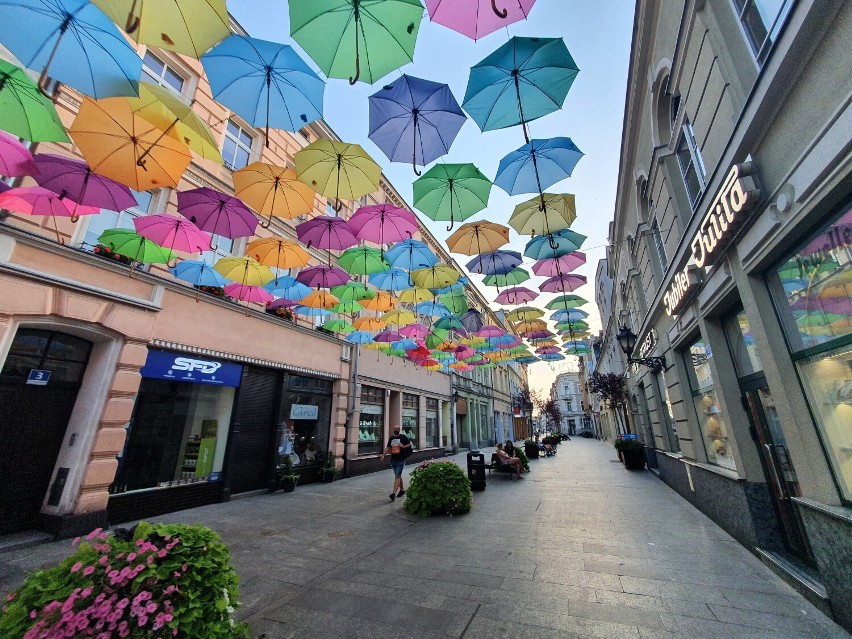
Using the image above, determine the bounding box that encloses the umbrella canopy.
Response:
[523,228,586,260]
[98,228,174,264]
[515,319,547,333]
[532,252,585,276]
[348,203,419,246]
[399,287,434,304]
[399,323,429,338]
[483,267,530,287]
[439,291,469,315]
[361,291,397,312]
[385,239,439,270]
[369,268,411,291]
[330,281,376,302]
[224,283,274,304]
[506,306,544,322]
[232,162,315,227]
[382,309,417,326]
[92,0,229,58]
[246,238,310,272]
[509,192,576,236]
[338,246,390,275]
[0,131,37,177]
[368,74,466,173]
[170,260,228,288]
[435,316,465,332]
[296,215,359,252]
[134,214,211,254]
[353,317,386,331]
[32,154,136,215]
[495,137,583,196]
[413,163,492,231]
[330,300,363,314]
[0,0,142,99]
[425,0,536,41]
[415,301,452,317]
[289,0,423,85]
[446,221,509,256]
[300,289,339,309]
[296,264,351,289]
[495,286,537,305]
[540,273,587,293]
[293,305,331,318]
[477,325,505,337]
[69,96,192,191]
[0,60,69,142]
[267,276,311,300]
[178,187,258,240]
[295,139,381,210]
[466,250,522,276]
[322,319,355,333]
[411,264,460,289]
[346,330,375,344]
[213,256,275,286]
[0,186,99,224]
[545,294,587,310]
[463,36,578,141]
[202,35,324,139]
[460,308,484,333]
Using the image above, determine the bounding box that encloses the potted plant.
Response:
[92,243,133,266]
[323,450,341,483]
[524,438,540,459]
[614,436,645,470]
[272,455,299,492]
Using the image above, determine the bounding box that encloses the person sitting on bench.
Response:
[495,444,525,479]
[504,440,515,456]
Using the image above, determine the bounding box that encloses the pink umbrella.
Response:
[296,215,358,251]
[535,346,560,354]
[0,131,37,177]
[539,273,587,293]
[399,322,430,338]
[524,330,554,339]
[532,252,586,276]
[476,325,505,337]
[177,187,258,242]
[224,283,274,304]
[268,297,301,310]
[134,215,212,258]
[425,0,537,41]
[296,264,351,289]
[454,345,475,359]
[0,186,99,243]
[348,203,419,246]
[495,286,538,305]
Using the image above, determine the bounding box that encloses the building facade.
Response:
[550,371,585,435]
[603,0,852,628]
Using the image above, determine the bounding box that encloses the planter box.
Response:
[622,448,645,470]
[524,444,540,459]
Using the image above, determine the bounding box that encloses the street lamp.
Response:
[616,326,665,371]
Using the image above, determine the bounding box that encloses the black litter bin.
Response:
[467,451,486,491]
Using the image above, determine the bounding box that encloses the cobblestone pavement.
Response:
[2,439,849,638]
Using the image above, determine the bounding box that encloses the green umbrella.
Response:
[289,0,423,85]
[331,281,376,301]
[546,294,587,310]
[295,139,382,211]
[556,320,589,332]
[483,268,530,287]
[330,300,364,314]
[425,329,450,349]
[439,291,468,315]
[0,60,69,142]
[434,315,464,331]
[322,319,355,333]
[98,229,174,264]
[381,346,408,357]
[338,246,391,275]
[413,163,492,231]
[432,350,454,361]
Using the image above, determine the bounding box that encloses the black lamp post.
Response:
[616,326,665,371]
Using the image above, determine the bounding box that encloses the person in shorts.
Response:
[380,424,412,501]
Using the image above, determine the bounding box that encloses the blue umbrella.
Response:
[524,228,586,260]
[369,267,410,291]
[0,0,142,99]
[463,37,579,142]
[346,330,375,344]
[293,305,331,318]
[433,276,468,295]
[466,250,522,276]
[368,74,466,175]
[494,137,584,196]
[267,276,312,300]
[539,353,565,361]
[416,301,452,318]
[391,338,418,350]
[517,355,540,364]
[552,308,589,321]
[385,238,438,270]
[171,260,228,287]
[202,35,324,143]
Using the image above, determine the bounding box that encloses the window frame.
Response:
[222,119,256,171]
[675,118,707,207]
[141,51,188,97]
[77,189,163,252]
[731,0,794,66]
[651,216,668,271]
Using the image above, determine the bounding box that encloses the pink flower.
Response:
[71,562,83,573]
[82,566,95,576]
[29,610,37,619]
[146,555,155,565]
[85,528,103,540]
[72,537,81,546]
[127,553,137,562]
[181,563,188,572]
[98,556,108,566]
[81,588,93,598]
[5,593,15,602]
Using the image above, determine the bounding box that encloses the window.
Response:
[425,398,440,447]
[83,189,156,251]
[732,0,793,65]
[358,385,384,456]
[325,201,339,217]
[651,217,668,270]
[142,51,185,94]
[200,236,236,266]
[565,399,573,411]
[402,393,419,447]
[222,120,254,171]
[675,118,706,206]
[723,306,764,377]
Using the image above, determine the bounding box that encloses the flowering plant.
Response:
[93,244,133,266]
[0,522,249,638]
[197,285,225,297]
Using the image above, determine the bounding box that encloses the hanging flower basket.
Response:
[197,285,225,298]
[92,243,133,266]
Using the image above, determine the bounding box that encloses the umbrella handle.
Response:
[349,28,361,85]
[548,235,559,251]
[413,161,422,176]
[334,198,344,212]
[125,0,141,33]
[491,0,509,18]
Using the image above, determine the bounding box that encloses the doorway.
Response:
[0,329,92,534]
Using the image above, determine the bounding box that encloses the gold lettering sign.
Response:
[664,265,701,316]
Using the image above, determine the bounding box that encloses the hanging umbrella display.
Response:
[295,139,381,212]
[523,228,586,260]
[361,291,397,312]
[69,97,192,191]
[369,267,411,291]
[346,330,375,344]
[532,251,585,276]
[268,276,312,301]
[399,287,435,304]
[293,305,331,318]
[322,319,355,333]
[296,264,351,289]
[540,273,587,293]
[348,203,419,246]
[178,187,258,242]
[338,246,391,275]
[170,259,228,301]
[413,163,492,231]
[0,0,142,99]
[330,281,376,302]
[0,185,98,242]
[0,60,69,142]
[213,256,275,286]
[495,137,583,196]
[368,74,466,174]
[411,264,460,289]
[505,306,544,322]
[399,323,429,338]
[224,283,274,305]
[385,238,439,270]
[300,289,339,309]
[353,317,386,331]
[97,228,174,272]
[425,0,536,40]
[466,250,522,276]
[232,162,315,228]
[289,0,423,85]
[0,131,37,177]
[134,214,211,259]
[415,301,452,317]
[463,36,579,141]
[439,291,469,316]
[202,35,324,141]
[509,193,576,236]
[460,308,484,333]
[515,319,547,333]
[483,267,530,287]
[446,221,509,255]
[296,215,359,260]
[330,300,364,314]
[495,286,537,305]
[382,309,417,326]
[545,294,587,309]
[434,316,465,332]
[246,238,311,280]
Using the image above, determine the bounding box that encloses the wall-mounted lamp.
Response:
[616,326,665,371]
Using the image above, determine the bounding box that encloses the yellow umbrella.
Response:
[232,162,316,228]
[246,238,311,271]
[515,320,547,333]
[353,317,386,331]
[295,139,381,211]
[534,339,559,347]
[446,221,510,256]
[398,287,434,304]
[300,290,339,310]
[361,292,397,312]
[509,193,576,236]
[363,342,385,350]
[506,306,545,322]
[381,309,416,326]
[411,264,459,289]
[69,97,192,191]
[423,363,442,371]
[128,82,223,163]
[213,256,274,286]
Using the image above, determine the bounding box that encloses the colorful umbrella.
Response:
[413,163,492,231]
[439,291,469,315]
[361,291,397,312]
[545,294,587,310]
[0,60,69,142]
[300,289,339,310]
[322,319,355,333]
[540,273,587,293]
[0,185,98,241]
[533,252,586,276]
[483,267,530,287]
[92,0,229,58]
[330,281,376,302]
[382,309,417,326]
[0,0,142,99]
[369,268,411,291]
[289,0,423,85]
[294,306,331,319]
[178,187,258,241]
[232,162,316,228]
[353,317,386,331]
[213,256,275,286]
[509,192,576,236]
[524,228,586,260]
[134,214,211,256]
[297,215,359,257]
[411,264,460,289]
[506,306,544,322]
[170,260,228,297]
[346,330,375,344]
[295,139,381,212]
[385,238,439,270]
[495,286,537,305]
[97,228,174,266]
[348,203,419,246]
[425,0,536,40]
[446,221,509,255]
[202,35,324,140]
[399,323,429,338]
[329,300,364,314]
[463,36,578,141]
[495,137,583,196]
[368,74,466,174]
[399,287,435,304]
[296,264,351,289]
[224,283,274,305]
[0,131,37,177]
[466,250,522,276]
[338,246,391,275]
[267,276,311,301]
[246,238,311,277]
[415,301,452,317]
[460,308,485,333]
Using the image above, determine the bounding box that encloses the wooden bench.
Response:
[487,453,516,479]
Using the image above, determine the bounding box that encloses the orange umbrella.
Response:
[246,238,311,271]
[361,291,397,312]
[232,162,316,228]
[446,221,510,256]
[353,317,386,331]
[300,290,339,310]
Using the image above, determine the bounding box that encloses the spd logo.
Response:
[170,357,222,374]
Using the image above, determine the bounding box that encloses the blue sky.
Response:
[230,0,634,394]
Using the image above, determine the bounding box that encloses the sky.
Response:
[230,1,635,395]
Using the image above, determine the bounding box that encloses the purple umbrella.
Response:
[268,297,300,310]
[375,330,403,343]
[476,325,505,337]
[0,130,36,177]
[369,74,466,175]
[535,346,560,355]
[540,273,587,293]
[296,265,351,289]
[348,203,419,245]
[296,215,358,263]
[177,187,258,244]
[425,0,537,41]
[466,250,522,276]
[32,154,136,219]
[495,286,537,305]
[532,251,586,276]
[0,182,10,194]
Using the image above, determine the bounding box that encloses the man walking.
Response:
[380,424,412,501]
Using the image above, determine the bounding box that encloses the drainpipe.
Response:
[343,343,360,478]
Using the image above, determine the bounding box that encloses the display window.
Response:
[358,385,384,455]
[402,393,419,447]
[425,397,440,447]
[685,338,737,471]
[723,306,763,377]
[275,375,332,469]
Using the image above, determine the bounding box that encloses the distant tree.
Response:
[587,371,631,434]
[543,398,563,430]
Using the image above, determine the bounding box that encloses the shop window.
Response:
[425,398,439,447]
[402,393,418,447]
[358,385,384,455]
[675,118,706,207]
[731,0,793,66]
[651,217,668,270]
[82,189,158,251]
[222,120,254,171]
[142,51,186,95]
[685,338,737,471]
[277,376,333,468]
[723,306,764,377]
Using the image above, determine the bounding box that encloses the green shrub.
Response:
[404,460,472,518]
[513,447,530,471]
[613,437,643,451]
[0,522,249,639]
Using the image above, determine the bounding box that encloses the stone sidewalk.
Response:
[2,439,849,638]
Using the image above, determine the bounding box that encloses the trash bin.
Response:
[467,451,486,491]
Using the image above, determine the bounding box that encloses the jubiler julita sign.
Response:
[664,162,761,316]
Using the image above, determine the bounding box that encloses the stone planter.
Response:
[622,448,645,470]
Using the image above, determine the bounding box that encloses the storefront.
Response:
[425,398,440,448]
[401,393,419,447]
[357,385,384,456]
[274,375,334,474]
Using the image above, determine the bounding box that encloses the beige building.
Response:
[601,0,852,629]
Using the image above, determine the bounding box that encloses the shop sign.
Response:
[140,349,242,386]
[26,369,51,386]
[663,265,702,316]
[403,408,418,417]
[638,330,657,359]
[290,404,319,420]
[360,404,383,415]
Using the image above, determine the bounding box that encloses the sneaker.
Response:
[397,490,405,497]
[389,493,396,501]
